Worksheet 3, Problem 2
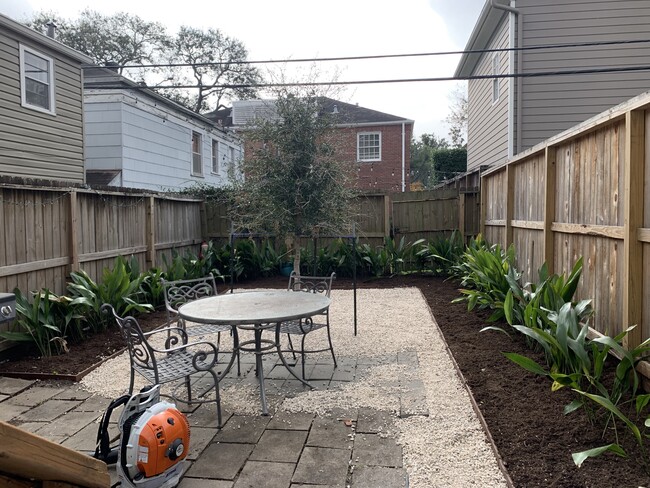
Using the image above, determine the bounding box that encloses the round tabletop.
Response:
[177,290,331,325]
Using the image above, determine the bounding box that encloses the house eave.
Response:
[334,120,414,129]
[454,0,509,78]
[0,13,94,64]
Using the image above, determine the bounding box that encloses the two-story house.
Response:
[0,13,93,184]
[456,0,650,176]
[83,67,243,190]
[208,98,414,193]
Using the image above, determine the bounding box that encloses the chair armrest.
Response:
[143,326,189,347]
[153,340,220,371]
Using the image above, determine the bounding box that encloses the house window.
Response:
[357,132,381,162]
[229,147,236,169]
[191,132,203,176]
[211,140,219,173]
[19,45,55,115]
[492,52,500,103]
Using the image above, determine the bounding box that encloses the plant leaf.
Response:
[503,352,548,376]
[564,399,583,415]
[572,444,626,468]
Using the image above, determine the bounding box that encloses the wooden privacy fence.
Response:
[204,189,480,248]
[0,184,204,297]
[481,90,650,354]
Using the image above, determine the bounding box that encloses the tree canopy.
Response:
[27,10,260,113]
[410,133,466,188]
[230,89,355,271]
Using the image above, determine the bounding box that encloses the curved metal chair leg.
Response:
[128,370,135,395]
[287,334,297,361]
[326,320,337,368]
[185,376,192,403]
[208,369,223,428]
[301,334,308,379]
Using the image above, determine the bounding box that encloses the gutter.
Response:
[490,0,523,156]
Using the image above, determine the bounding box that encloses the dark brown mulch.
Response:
[0,274,648,486]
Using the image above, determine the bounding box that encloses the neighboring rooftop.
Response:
[204,97,413,128]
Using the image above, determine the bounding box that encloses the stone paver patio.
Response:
[0,351,416,487]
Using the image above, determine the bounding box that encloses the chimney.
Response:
[332,104,339,114]
[45,21,57,39]
[105,61,120,73]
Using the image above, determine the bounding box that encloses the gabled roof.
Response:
[84,67,228,133]
[454,0,509,78]
[205,97,413,128]
[0,13,93,64]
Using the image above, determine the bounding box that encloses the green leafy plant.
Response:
[68,256,152,331]
[0,289,70,357]
[416,231,465,276]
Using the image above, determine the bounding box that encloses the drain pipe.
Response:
[401,121,406,192]
[491,0,523,156]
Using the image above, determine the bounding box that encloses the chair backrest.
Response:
[287,271,336,298]
[100,304,157,374]
[162,275,218,320]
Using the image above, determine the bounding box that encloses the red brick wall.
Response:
[241,123,413,193]
[334,124,412,193]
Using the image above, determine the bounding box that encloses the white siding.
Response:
[84,101,122,171]
[466,17,510,171]
[83,91,242,191]
[518,0,650,150]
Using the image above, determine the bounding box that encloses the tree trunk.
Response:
[285,235,301,277]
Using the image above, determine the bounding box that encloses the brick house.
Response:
[206,98,414,192]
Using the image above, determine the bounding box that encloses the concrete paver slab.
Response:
[356,409,394,434]
[186,442,253,479]
[234,460,295,488]
[250,429,308,463]
[33,411,101,438]
[351,465,408,488]
[54,387,93,401]
[292,446,350,486]
[306,417,353,449]
[352,434,403,467]
[215,416,270,444]
[16,399,80,422]
[73,395,112,412]
[0,377,36,396]
[186,427,218,460]
[267,411,314,431]
[7,386,64,406]
[179,478,233,488]
[0,402,30,421]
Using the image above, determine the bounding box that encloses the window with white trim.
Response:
[191,132,203,176]
[357,132,381,162]
[492,52,500,103]
[211,140,219,173]
[20,45,56,115]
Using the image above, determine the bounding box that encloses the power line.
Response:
[82,38,650,70]
[84,64,650,90]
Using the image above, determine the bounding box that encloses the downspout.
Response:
[401,121,406,192]
[491,0,522,157]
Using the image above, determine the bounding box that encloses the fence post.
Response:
[200,200,208,240]
[480,175,487,237]
[146,196,156,269]
[69,191,79,273]
[505,164,515,247]
[458,192,466,242]
[383,194,391,237]
[623,109,645,350]
[543,146,557,274]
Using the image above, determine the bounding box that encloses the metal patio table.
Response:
[177,290,331,415]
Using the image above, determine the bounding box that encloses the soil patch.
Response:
[0,274,648,486]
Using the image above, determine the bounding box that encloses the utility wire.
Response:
[82,38,650,70]
[84,64,650,90]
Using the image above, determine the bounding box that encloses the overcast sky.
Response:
[2,0,485,139]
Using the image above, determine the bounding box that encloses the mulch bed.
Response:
[0,274,648,486]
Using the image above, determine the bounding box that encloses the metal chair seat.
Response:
[101,304,230,428]
[281,271,337,379]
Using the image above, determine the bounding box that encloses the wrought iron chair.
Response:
[280,271,337,379]
[101,304,229,428]
[162,275,241,374]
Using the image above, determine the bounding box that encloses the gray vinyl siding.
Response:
[0,28,85,183]
[517,0,650,150]
[466,17,510,172]
[83,90,239,191]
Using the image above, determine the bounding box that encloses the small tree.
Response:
[230,88,355,275]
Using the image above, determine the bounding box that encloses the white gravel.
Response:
[81,287,507,487]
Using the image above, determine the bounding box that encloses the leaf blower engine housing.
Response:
[118,385,190,488]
